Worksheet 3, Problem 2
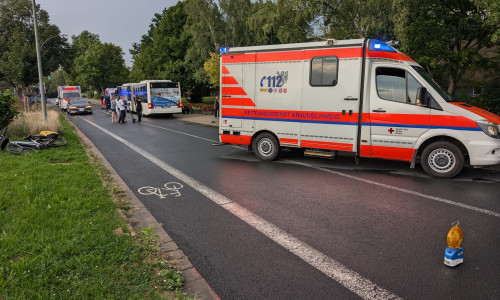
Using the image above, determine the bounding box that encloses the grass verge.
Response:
[0,113,189,299]
[7,110,61,138]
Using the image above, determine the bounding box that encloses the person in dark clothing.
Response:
[135,96,142,123]
[104,94,111,114]
[214,95,220,118]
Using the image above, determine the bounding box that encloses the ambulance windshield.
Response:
[412,66,454,102]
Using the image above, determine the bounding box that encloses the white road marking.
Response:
[285,160,500,218]
[142,122,217,143]
[80,117,401,300]
[92,113,500,218]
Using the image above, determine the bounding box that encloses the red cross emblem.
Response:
[388,128,394,134]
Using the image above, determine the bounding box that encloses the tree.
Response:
[219,0,252,47]
[247,0,314,45]
[71,30,100,56]
[393,0,498,95]
[203,52,220,88]
[130,2,192,88]
[308,0,394,40]
[0,90,20,130]
[73,42,129,93]
[474,0,500,43]
[45,69,70,97]
[65,31,101,82]
[184,0,225,86]
[0,0,68,91]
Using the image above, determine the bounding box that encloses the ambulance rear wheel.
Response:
[421,141,464,179]
[253,133,280,161]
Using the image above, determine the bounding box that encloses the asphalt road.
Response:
[66,104,500,300]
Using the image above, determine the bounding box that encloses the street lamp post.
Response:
[41,34,66,50]
[31,0,47,122]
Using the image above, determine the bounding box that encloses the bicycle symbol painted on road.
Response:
[138,182,184,199]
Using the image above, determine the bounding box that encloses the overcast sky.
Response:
[37,0,179,67]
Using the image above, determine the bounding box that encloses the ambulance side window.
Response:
[376,67,423,104]
[310,56,338,86]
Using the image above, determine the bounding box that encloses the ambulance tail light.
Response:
[476,120,500,139]
[148,103,154,109]
[178,102,182,108]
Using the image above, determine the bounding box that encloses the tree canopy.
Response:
[0,0,68,89]
[0,0,498,113]
[74,42,129,92]
[393,0,499,95]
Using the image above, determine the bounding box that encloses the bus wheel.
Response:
[421,141,464,178]
[253,132,280,161]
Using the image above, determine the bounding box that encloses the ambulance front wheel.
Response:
[421,141,464,179]
[253,133,280,161]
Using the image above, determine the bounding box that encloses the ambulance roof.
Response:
[224,39,365,54]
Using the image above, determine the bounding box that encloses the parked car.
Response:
[67,98,92,115]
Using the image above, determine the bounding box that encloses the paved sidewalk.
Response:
[174,113,219,127]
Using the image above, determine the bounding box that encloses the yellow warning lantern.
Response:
[444,221,464,267]
[446,223,463,249]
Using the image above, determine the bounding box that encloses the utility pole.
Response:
[32,0,47,122]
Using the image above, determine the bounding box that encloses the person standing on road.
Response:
[110,97,118,123]
[118,96,127,124]
[135,95,143,123]
[214,95,219,118]
[123,98,128,122]
[105,94,111,115]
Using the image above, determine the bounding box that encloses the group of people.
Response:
[104,94,143,124]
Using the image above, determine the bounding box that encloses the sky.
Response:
[37,0,179,67]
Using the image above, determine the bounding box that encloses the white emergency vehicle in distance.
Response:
[57,86,81,111]
[218,39,500,178]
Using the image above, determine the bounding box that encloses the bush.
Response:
[7,110,61,138]
[0,90,20,131]
[202,96,216,104]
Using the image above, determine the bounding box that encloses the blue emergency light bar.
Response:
[369,39,396,53]
[220,47,229,54]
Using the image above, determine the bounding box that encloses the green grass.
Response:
[0,114,188,299]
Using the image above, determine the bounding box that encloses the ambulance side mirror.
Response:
[416,87,428,106]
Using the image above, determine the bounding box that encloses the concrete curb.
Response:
[67,112,220,300]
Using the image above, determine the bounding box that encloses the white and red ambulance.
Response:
[57,86,81,111]
[218,39,500,178]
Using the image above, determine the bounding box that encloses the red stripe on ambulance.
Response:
[221,87,247,96]
[221,76,239,85]
[221,98,256,107]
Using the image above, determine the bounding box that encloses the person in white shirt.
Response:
[117,97,127,124]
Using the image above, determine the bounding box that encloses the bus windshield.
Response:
[150,82,180,107]
[412,66,454,102]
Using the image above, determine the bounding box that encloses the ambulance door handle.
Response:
[344,96,358,101]
[372,108,386,113]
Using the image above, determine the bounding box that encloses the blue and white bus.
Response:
[117,83,134,103]
[131,80,182,116]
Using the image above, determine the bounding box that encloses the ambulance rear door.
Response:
[221,52,251,129]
